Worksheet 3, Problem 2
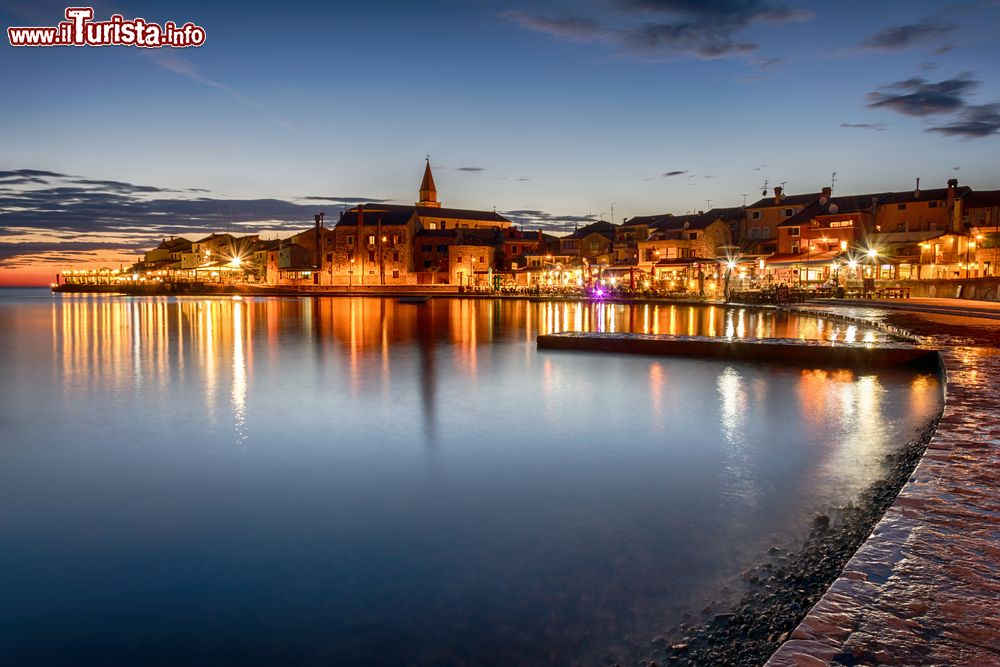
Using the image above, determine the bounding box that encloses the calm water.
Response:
[0,289,941,666]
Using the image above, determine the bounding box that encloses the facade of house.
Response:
[636,212,732,278]
[558,220,616,265]
[744,187,817,254]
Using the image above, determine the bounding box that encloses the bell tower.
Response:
[417,157,440,208]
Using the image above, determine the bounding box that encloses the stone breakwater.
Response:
[536,332,940,371]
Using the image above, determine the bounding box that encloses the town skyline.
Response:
[3,0,1000,285]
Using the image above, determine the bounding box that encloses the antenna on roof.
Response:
[831,172,839,192]
[741,194,749,206]
[761,179,769,196]
[610,202,617,224]
[706,199,712,211]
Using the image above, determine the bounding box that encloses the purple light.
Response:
[593,287,605,298]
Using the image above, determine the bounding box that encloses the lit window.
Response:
[368,235,376,245]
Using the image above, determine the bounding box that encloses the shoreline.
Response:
[641,418,941,667]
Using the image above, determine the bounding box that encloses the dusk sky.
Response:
[3,0,1000,284]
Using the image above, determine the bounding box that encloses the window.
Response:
[346,235,354,246]
[456,256,462,263]
[368,251,375,262]
[478,256,484,262]
[686,232,697,240]
[783,208,793,217]
[367,235,375,245]
[423,260,431,268]
[789,227,800,237]
[325,253,332,263]
[428,222,437,230]
[511,245,519,254]
[589,241,599,251]
[929,201,938,208]
[421,244,432,252]
[751,211,761,220]
[326,237,333,246]
[392,270,399,279]
[829,220,853,228]
[751,228,760,239]
[436,245,447,253]
[791,242,799,253]
[897,203,907,210]
[392,251,399,262]
[392,235,400,244]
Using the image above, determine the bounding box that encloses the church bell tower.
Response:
[417,157,441,208]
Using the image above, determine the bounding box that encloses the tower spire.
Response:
[417,157,440,208]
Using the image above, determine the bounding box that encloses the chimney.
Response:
[914,177,921,199]
[314,213,324,269]
[773,186,783,204]
[820,187,832,205]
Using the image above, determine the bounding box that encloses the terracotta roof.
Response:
[965,190,1000,208]
[747,193,819,209]
[338,205,415,227]
[563,220,617,239]
[878,186,970,205]
[779,195,880,227]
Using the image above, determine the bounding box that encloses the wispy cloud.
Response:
[504,0,811,60]
[150,52,291,129]
[840,122,887,131]
[662,170,688,177]
[927,103,1000,138]
[866,73,977,116]
[860,18,955,51]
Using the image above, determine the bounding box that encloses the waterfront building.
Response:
[324,160,510,286]
[635,211,732,281]
[744,187,818,254]
[965,190,1000,277]
[558,220,616,265]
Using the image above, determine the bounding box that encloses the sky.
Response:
[2,0,1000,285]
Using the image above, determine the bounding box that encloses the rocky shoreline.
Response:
[635,417,940,667]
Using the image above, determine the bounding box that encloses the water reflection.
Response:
[0,293,944,666]
[49,296,893,453]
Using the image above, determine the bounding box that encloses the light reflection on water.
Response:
[0,292,940,666]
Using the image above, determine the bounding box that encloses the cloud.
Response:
[300,195,389,203]
[927,103,1000,138]
[500,209,596,232]
[456,167,486,172]
[860,18,955,51]
[751,56,784,70]
[0,170,339,268]
[502,11,608,42]
[662,170,688,177]
[840,122,887,131]
[866,74,977,116]
[504,0,810,60]
[150,51,291,129]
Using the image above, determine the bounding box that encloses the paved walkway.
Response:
[767,305,1000,666]
[810,296,1000,322]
